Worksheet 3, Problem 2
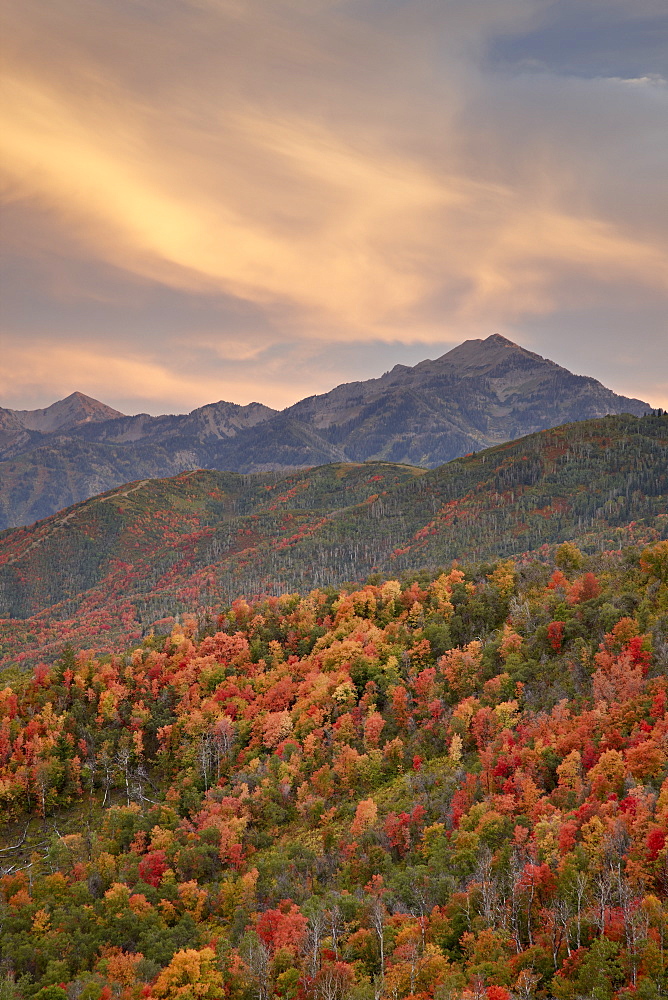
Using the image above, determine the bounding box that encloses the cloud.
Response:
[1,331,388,412]
[0,339,311,412]
[0,68,450,326]
[1,0,667,410]
[3,65,665,334]
[0,341,225,410]
[488,0,668,78]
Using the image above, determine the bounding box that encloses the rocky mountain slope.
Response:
[4,390,124,434]
[1,411,665,668]
[0,335,648,528]
[0,391,124,459]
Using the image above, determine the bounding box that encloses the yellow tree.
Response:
[151,947,223,999]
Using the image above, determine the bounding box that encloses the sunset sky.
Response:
[2,0,667,414]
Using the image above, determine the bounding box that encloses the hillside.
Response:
[0,335,649,528]
[1,412,666,669]
[1,542,667,998]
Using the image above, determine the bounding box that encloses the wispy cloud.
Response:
[1,0,667,411]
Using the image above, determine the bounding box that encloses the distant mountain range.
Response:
[1,411,666,668]
[0,334,649,529]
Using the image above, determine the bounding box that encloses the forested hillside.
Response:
[1,413,666,670]
[1,541,667,998]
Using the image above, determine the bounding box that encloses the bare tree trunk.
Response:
[328,903,343,961]
[370,898,385,982]
[242,936,272,1000]
[594,871,613,937]
[304,910,326,978]
[574,871,589,950]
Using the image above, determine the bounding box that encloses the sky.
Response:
[1,0,667,415]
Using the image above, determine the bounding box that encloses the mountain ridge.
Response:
[0,335,649,529]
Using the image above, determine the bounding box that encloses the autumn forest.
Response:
[1,531,667,999]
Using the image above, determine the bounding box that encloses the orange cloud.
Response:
[1,72,451,325]
[0,339,338,411]
[1,0,667,425]
[2,0,667,345]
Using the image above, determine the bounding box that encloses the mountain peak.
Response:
[67,391,100,403]
[8,393,125,434]
[434,333,539,368]
[484,333,519,347]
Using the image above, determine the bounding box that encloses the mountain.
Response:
[4,390,124,434]
[280,333,649,465]
[0,335,649,529]
[0,399,278,530]
[1,411,665,669]
[0,391,124,458]
[0,391,122,455]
